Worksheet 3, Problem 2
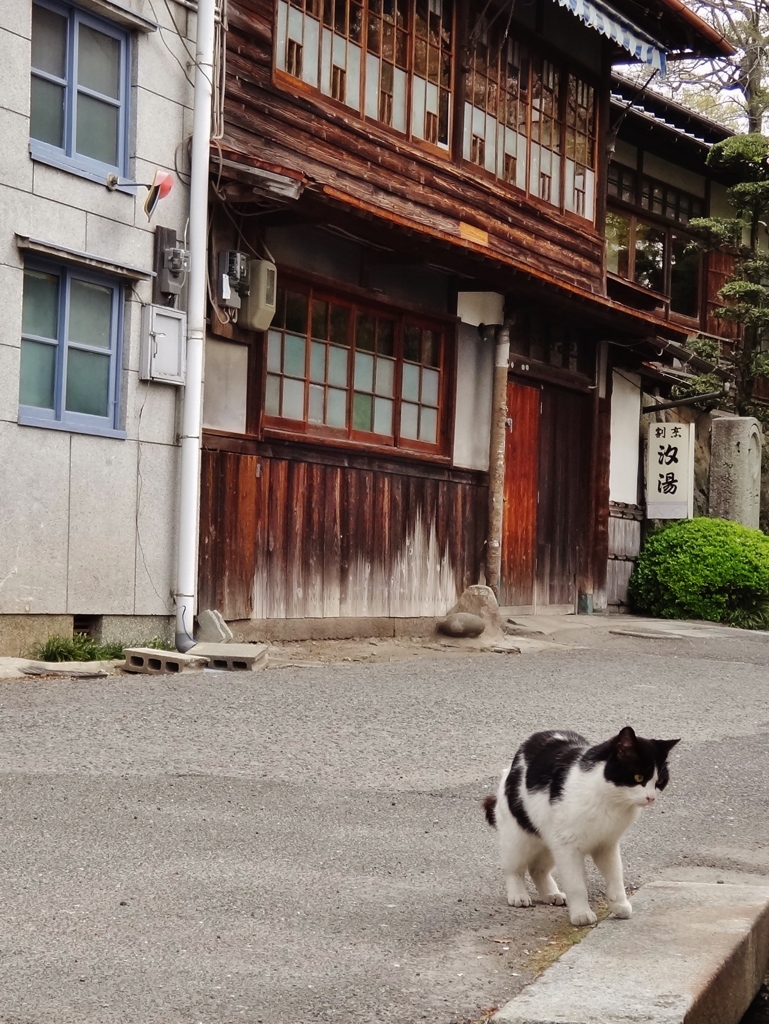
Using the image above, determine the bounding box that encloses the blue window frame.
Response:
[30,0,131,184]
[19,260,126,438]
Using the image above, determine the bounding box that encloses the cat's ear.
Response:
[613,726,637,759]
[655,738,681,758]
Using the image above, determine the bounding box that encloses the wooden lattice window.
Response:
[264,282,450,452]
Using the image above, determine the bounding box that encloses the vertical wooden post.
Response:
[485,322,511,597]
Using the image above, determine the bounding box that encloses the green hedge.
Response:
[628,517,769,629]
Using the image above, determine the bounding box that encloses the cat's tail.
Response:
[482,795,497,828]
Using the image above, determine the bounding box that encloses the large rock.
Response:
[437,612,486,638]
[437,585,503,638]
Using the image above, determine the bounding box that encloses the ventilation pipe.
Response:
[485,321,511,597]
[174,0,217,652]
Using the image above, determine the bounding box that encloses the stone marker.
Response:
[709,416,762,529]
[493,879,769,1024]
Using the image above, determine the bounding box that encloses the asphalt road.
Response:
[1,627,769,1024]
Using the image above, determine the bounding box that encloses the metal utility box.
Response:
[239,259,277,331]
[140,304,187,385]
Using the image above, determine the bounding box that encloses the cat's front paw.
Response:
[547,891,567,906]
[569,909,597,927]
[508,894,533,908]
[609,899,632,919]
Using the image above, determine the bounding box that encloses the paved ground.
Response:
[1,617,768,1023]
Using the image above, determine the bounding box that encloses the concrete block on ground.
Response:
[197,609,234,644]
[187,642,268,671]
[122,647,208,674]
[493,879,769,1024]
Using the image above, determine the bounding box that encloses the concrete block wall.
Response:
[0,0,194,654]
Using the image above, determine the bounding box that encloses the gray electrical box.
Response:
[240,259,277,331]
[140,304,187,385]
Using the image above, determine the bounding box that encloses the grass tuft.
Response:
[33,633,171,663]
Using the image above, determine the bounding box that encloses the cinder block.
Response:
[187,642,268,671]
[122,647,208,674]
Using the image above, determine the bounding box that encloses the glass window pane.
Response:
[419,405,437,443]
[78,24,120,98]
[400,401,418,439]
[308,383,324,423]
[311,299,328,339]
[328,345,348,387]
[606,212,630,278]
[634,223,665,292]
[23,270,59,339]
[282,377,304,419]
[404,324,421,361]
[374,356,394,396]
[373,397,393,435]
[330,304,350,345]
[31,77,65,147]
[353,392,372,431]
[267,331,282,372]
[65,348,109,417]
[76,93,118,165]
[285,290,308,333]
[422,330,440,367]
[421,367,439,406]
[402,362,419,401]
[265,373,280,414]
[284,334,306,376]
[354,351,374,391]
[68,279,112,348]
[32,4,67,77]
[327,387,346,427]
[670,235,700,318]
[356,312,376,351]
[379,318,395,356]
[19,339,56,409]
[310,340,326,382]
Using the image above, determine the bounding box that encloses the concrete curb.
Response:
[493,880,769,1024]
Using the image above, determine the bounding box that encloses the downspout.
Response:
[485,322,511,598]
[174,0,216,652]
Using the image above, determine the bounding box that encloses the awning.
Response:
[555,0,668,75]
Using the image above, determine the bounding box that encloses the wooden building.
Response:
[198,0,732,629]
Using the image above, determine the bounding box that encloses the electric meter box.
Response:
[240,259,277,332]
[140,304,187,385]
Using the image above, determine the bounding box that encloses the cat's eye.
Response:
[634,774,644,784]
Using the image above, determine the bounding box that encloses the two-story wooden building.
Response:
[197,0,732,632]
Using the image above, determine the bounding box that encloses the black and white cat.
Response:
[483,727,680,926]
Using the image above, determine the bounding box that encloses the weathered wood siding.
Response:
[501,381,540,607]
[199,442,487,619]
[221,0,605,295]
[606,503,642,608]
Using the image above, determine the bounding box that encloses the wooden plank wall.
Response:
[221,0,605,295]
[537,386,588,607]
[199,447,487,620]
[606,503,642,608]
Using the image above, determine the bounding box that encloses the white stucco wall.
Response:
[0,0,193,625]
[453,322,493,471]
[203,338,249,434]
[609,370,641,505]
[642,153,706,198]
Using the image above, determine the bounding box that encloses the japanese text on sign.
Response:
[646,422,693,519]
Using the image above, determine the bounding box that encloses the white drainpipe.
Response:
[174,0,216,652]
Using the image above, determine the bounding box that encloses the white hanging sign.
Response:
[645,422,694,519]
